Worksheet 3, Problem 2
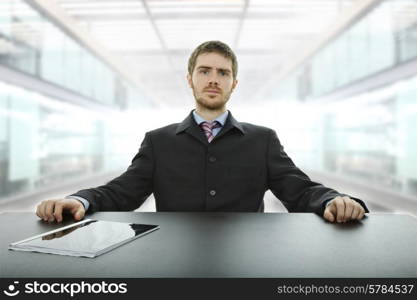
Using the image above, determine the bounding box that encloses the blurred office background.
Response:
[0,0,416,216]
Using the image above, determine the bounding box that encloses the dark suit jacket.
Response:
[72,111,369,215]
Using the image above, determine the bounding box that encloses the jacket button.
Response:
[209,190,216,196]
[209,156,216,162]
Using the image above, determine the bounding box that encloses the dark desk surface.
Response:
[0,212,416,278]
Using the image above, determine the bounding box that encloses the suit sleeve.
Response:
[70,132,154,212]
[266,129,369,215]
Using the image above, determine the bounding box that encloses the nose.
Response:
[208,73,219,85]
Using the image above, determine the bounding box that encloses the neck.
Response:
[195,106,226,121]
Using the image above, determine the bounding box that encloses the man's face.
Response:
[187,52,238,110]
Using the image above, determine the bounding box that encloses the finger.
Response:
[357,206,365,220]
[61,199,85,221]
[323,200,337,222]
[36,203,44,220]
[38,201,49,220]
[40,201,49,221]
[73,205,85,221]
[53,202,64,223]
[343,197,354,222]
[323,206,335,222]
[44,200,56,222]
[334,197,345,223]
[350,203,361,220]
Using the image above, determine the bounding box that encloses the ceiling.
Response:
[54,0,360,107]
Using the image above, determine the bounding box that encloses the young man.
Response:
[36,41,368,224]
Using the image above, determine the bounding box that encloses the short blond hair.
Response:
[188,40,238,79]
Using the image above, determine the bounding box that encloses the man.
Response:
[36,41,368,224]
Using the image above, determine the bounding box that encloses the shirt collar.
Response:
[192,110,229,126]
[175,110,245,135]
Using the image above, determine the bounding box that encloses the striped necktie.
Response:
[200,121,221,143]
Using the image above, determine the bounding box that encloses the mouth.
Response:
[205,89,221,94]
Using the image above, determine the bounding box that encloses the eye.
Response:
[200,70,209,74]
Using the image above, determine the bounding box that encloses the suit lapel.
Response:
[176,111,208,146]
[185,123,209,145]
[212,112,244,142]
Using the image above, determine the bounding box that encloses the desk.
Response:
[0,212,416,277]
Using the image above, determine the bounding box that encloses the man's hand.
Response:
[36,198,85,223]
[323,196,365,223]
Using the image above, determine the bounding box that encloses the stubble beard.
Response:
[193,87,232,111]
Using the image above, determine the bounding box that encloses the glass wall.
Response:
[307,1,399,98]
[0,0,145,108]
[271,0,417,101]
[285,76,417,198]
[0,0,151,201]
[268,0,417,199]
[0,81,145,199]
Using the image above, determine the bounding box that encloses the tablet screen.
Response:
[9,219,159,258]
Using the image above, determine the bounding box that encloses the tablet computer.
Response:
[9,219,159,258]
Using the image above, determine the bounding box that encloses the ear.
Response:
[186,73,193,88]
[231,79,238,91]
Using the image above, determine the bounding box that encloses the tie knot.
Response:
[201,121,221,130]
[200,121,222,142]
